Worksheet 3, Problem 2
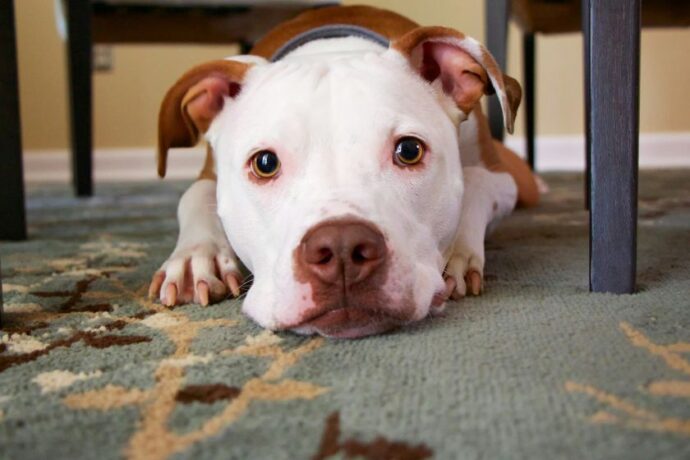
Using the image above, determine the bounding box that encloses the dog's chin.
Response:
[289,308,403,339]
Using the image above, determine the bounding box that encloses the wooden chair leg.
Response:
[585,0,640,294]
[523,33,536,170]
[0,256,4,328]
[0,0,27,242]
[66,1,94,197]
[485,0,510,141]
[582,0,591,210]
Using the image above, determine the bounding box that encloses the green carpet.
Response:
[1,171,689,460]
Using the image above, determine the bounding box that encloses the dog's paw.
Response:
[445,250,484,299]
[148,242,243,307]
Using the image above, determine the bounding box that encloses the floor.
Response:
[0,171,689,459]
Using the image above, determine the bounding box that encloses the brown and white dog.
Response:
[149,5,539,338]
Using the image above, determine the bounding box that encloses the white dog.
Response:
[149,6,539,338]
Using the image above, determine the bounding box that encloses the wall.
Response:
[15,0,690,151]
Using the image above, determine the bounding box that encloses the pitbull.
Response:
[149,5,539,338]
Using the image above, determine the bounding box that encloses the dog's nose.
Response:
[299,221,387,286]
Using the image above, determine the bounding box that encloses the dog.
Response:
[148,5,539,339]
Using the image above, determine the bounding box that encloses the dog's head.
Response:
[158,27,520,338]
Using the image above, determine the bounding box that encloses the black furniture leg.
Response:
[0,0,27,242]
[485,0,510,141]
[585,0,640,294]
[1,256,4,328]
[523,33,536,170]
[0,0,27,328]
[66,1,93,197]
[582,0,591,210]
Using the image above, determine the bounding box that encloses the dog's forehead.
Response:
[212,52,457,155]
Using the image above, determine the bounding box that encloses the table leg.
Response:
[485,0,510,141]
[523,33,536,170]
[0,0,27,242]
[66,1,94,197]
[585,0,640,294]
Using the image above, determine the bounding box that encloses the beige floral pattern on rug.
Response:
[566,322,690,436]
[2,237,329,460]
[57,284,327,460]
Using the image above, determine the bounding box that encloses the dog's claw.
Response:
[444,276,457,299]
[165,283,178,307]
[445,252,484,299]
[148,271,165,300]
[466,270,482,296]
[197,281,210,306]
[226,273,241,297]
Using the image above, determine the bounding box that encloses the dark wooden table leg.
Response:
[523,33,536,170]
[0,257,4,328]
[0,0,27,242]
[485,0,510,141]
[0,0,27,328]
[66,1,94,197]
[586,0,640,294]
[582,0,591,210]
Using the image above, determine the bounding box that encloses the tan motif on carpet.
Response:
[2,237,329,459]
[566,322,690,436]
[56,282,328,460]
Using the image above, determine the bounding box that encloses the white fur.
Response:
[157,36,519,334]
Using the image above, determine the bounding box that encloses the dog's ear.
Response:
[158,59,252,178]
[392,27,521,133]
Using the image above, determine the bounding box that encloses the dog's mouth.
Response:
[284,276,456,339]
[289,307,404,339]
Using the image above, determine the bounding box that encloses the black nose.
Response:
[299,221,387,286]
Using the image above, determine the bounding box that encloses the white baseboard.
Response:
[23,147,207,183]
[504,132,690,172]
[22,133,690,183]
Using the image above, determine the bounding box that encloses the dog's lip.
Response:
[290,307,402,339]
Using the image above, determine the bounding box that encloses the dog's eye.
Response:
[394,137,425,166]
[251,150,281,178]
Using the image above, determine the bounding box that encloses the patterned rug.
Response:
[1,171,689,460]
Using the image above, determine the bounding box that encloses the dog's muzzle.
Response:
[288,218,410,338]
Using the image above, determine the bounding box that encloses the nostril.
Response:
[351,244,367,264]
[316,247,333,265]
[351,243,380,264]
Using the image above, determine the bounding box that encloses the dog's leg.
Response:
[445,166,517,297]
[148,178,242,306]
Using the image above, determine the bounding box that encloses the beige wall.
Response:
[15,0,690,151]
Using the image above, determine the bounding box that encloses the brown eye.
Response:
[251,150,281,178]
[394,137,425,165]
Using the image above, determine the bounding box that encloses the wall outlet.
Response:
[93,45,113,72]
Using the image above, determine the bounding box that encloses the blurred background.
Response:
[13,0,690,179]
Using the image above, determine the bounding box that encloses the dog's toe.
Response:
[445,253,484,299]
[152,242,243,306]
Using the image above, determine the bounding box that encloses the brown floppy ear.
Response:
[158,59,251,178]
[392,27,521,133]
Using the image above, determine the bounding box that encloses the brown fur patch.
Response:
[158,60,250,178]
[0,344,7,354]
[251,5,419,59]
[197,145,217,181]
[312,411,432,460]
[175,384,241,404]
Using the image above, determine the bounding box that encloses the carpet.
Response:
[1,170,689,460]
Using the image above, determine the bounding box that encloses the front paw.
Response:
[445,251,484,299]
[148,242,243,307]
